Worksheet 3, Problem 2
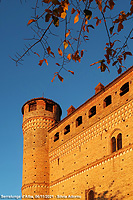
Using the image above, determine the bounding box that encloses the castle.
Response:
[21,66,133,199]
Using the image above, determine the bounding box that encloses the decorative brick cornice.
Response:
[49,100,133,162]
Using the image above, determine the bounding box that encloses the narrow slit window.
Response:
[64,125,70,135]
[120,82,129,96]
[89,106,96,118]
[117,133,122,150]
[111,137,116,153]
[29,102,36,112]
[46,103,53,112]
[103,95,112,108]
[54,132,59,142]
[76,116,82,127]
[88,190,94,200]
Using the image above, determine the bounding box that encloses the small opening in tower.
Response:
[89,106,96,118]
[64,125,70,135]
[103,95,112,108]
[46,102,53,112]
[76,116,82,127]
[29,102,37,112]
[54,132,59,142]
[120,82,129,96]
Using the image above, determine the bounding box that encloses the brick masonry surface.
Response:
[21,66,133,199]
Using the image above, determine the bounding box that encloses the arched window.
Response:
[76,116,82,127]
[103,95,112,108]
[54,132,59,142]
[29,102,37,112]
[64,125,70,135]
[120,82,129,96]
[88,190,94,200]
[117,133,122,150]
[111,137,116,153]
[89,106,96,118]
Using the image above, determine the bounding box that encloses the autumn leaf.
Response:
[52,16,59,27]
[66,30,70,37]
[109,0,115,10]
[84,9,92,20]
[87,24,95,29]
[68,70,74,75]
[63,41,68,49]
[74,13,79,24]
[112,61,118,66]
[47,46,51,54]
[51,74,57,82]
[33,52,40,57]
[118,22,123,32]
[56,63,60,66]
[45,13,51,22]
[27,19,36,25]
[81,50,84,58]
[58,74,64,82]
[71,8,76,14]
[96,0,102,12]
[58,48,63,56]
[51,51,55,57]
[109,26,114,34]
[117,67,122,74]
[38,59,48,66]
[67,53,71,60]
[61,11,67,19]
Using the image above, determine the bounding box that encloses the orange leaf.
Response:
[58,48,63,56]
[27,19,36,25]
[67,53,71,60]
[58,74,64,82]
[51,74,57,82]
[63,41,68,49]
[61,11,67,19]
[118,67,122,74]
[66,30,70,37]
[38,59,48,66]
[112,61,118,66]
[74,13,79,24]
[68,70,74,75]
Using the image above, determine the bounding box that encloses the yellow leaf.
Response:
[58,74,64,82]
[58,48,63,56]
[74,13,79,24]
[27,19,36,25]
[67,53,71,60]
[63,41,68,49]
[61,11,67,19]
[51,74,57,82]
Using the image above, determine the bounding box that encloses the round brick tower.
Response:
[21,97,62,197]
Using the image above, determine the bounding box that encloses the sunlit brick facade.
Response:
[21,66,133,199]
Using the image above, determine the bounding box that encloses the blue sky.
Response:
[0,0,132,198]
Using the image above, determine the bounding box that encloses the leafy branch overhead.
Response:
[12,0,133,81]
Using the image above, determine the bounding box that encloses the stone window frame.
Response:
[111,131,122,153]
[89,106,96,118]
[85,188,95,200]
[54,132,59,142]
